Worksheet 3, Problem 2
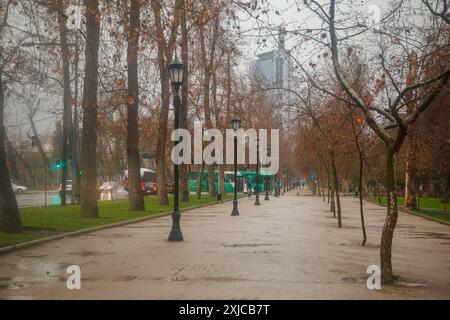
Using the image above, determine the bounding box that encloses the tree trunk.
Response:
[5,134,21,183]
[404,130,418,210]
[197,163,205,199]
[330,147,342,227]
[317,178,322,197]
[404,51,418,210]
[380,149,399,284]
[151,0,170,206]
[218,164,224,198]
[358,149,367,246]
[351,115,367,245]
[327,177,330,204]
[179,0,189,202]
[80,0,100,218]
[321,178,326,202]
[199,14,218,197]
[56,0,73,206]
[0,75,22,232]
[127,0,145,211]
[330,181,336,217]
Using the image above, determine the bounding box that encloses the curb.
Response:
[366,200,450,227]
[0,197,237,255]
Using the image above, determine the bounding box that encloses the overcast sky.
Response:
[4,0,427,142]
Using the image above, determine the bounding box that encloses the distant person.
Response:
[276,181,281,197]
[246,180,253,197]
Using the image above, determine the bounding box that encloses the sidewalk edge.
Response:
[366,199,450,227]
[0,197,235,255]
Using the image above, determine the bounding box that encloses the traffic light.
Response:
[51,159,65,171]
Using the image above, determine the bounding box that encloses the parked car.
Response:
[99,181,118,192]
[145,182,158,196]
[11,183,27,193]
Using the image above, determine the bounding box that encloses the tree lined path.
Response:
[0,192,449,299]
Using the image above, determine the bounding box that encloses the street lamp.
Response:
[231,115,240,216]
[168,54,184,242]
[255,137,260,206]
[265,145,270,201]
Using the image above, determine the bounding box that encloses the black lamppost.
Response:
[168,54,184,241]
[264,146,270,201]
[231,116,240,216]
[255,137,260,205]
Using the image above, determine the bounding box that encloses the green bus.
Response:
[240,171,274,193]
[189,170,274,193]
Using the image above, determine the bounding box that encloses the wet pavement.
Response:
[0,191,449,299]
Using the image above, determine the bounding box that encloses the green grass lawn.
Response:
[370,196,450,223]
[413,210,450,223]
[374,196,449,210]
[0,194,229,248]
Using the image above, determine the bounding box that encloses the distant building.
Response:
[249,29,294,106]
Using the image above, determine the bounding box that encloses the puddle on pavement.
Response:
[122,225,165,228]
[122,225,166,229]
[192,215,216,218]
[244,250,280,255]
[341,276,366,284]
[116,275,139,281]
[407,231,450,240]
[0,276,32,291]
[19,254,47,258]
[98,234,133,239]
[72,233,132,239]
[222,243,277,248]
[173,276,248,282]
[69,250,112,257]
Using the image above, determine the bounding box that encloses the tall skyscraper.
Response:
[249,28,294,105]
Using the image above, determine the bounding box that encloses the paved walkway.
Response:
[0,191,449,299]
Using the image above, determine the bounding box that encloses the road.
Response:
[15,190,128,208]
[0,191,449,299]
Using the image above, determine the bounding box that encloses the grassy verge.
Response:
[0,194,229,248]
[368,196,450,223]
[373,196,449,211]
[412,210,450,223]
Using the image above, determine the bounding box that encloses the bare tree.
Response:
[327,0,450,283]
[80,0,101,218]
[0,0,22,232]
[127,0,145,211]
